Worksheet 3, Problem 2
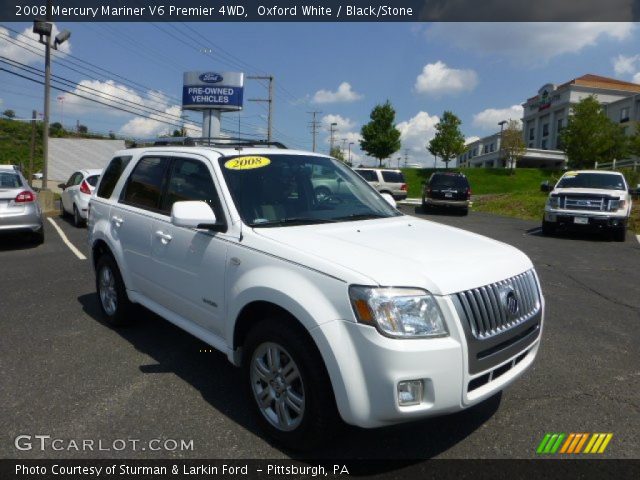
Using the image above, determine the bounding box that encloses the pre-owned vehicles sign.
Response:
[182,71,244,111]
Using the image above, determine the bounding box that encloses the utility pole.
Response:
[307,111,321,152]
[329,122,338,154]
[29,110,37,187]
[404,149,409,168]
[248,75,274,141]
[41,6,52,191]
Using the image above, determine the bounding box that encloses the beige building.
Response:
[459,74,640,169]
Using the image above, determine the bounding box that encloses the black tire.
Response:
[32,226,45,245]
[243,318,339,450]
[612,226,627,242]
[73,205,84,228]
[59,199,67,218]
[541,220,556,236]
[460,207,469,216]
[95,254,133,326]
[422,198,430,213]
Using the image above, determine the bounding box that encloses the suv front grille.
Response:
[562,196,606,211]
[454,270,541,339]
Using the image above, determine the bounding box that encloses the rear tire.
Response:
[73,205,84,228]
[95,254,133,326]
[541,220,556,236]
[32,226,44,245]
[59,199,67,218]
[460,207,469,216]
[243,318,339,451]
[612,226,627,242]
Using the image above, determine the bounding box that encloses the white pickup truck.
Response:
[542,170,632,242]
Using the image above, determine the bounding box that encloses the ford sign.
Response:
[199,72,223,83]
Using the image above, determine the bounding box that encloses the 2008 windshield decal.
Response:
[224,156,271,170]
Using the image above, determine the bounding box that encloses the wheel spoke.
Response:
[257,387,272,408]
[254,359,271,382]
[281,361,299,384]
[285,390,303,414]
[275,397,291,427]
[267,346,281,372]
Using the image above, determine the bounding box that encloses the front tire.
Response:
[612,226,627,242]
[542,220,556,236]
[243,319,339,450]
[95,254,133,326]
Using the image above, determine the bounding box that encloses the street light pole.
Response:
[329,122,338,154]
[348,142,354,165]
[498,120,507,168]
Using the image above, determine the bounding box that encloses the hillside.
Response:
[0,118,44,175]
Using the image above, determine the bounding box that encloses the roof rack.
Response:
[129,136,288,149]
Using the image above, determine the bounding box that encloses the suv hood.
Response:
[253,216,533,295]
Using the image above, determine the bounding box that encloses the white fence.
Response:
[594,159,639,171]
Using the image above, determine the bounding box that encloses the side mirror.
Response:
[540,181,551,192]
[381,192,397,208]
[58,183,66,190]
[171,201,217,229]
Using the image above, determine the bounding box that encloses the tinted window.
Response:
[430,174,469,189]
[381,171,405,183]
[556,173,625,191]
[0,172,22,188]
[97,156,132,199]
[122,157,169,211]
[161,158,223,220]
[86,175,99,187]
[356,170,377,182]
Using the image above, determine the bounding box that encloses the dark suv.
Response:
[422,172,471,215]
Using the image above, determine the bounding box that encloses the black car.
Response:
[422,172,471,215]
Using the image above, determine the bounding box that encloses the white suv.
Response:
[88,142,544,449]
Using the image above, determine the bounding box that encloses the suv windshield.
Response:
[556,173,625,191]
[430,174,468,189]
[219,154,401,227]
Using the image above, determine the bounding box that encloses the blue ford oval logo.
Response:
[199,72,223,83]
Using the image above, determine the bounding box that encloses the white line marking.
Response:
[528,227,542,235]
[636,234,640,244]
[47,217,87,260]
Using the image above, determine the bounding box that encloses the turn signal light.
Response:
[15,191,35,203]
[80,180,91,195]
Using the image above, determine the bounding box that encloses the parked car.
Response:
[542,170,632,241]
[0,164,44,243]
[88,143,543,449]
[422,172,471,215]
[59,169,102,227]
[353,168,407,200]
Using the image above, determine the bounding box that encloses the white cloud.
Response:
[414,61,478,96]
[465,136,480,145]
[396,111,440,153]
[321,114,356,132]
[425,23,634,63]
[120,105,201,138]
[60,80,146,116]
[0,25,71,65]
[613,54,640,75]
[472,105,524,131]
[312,82,363,104]
[634,72,640,84]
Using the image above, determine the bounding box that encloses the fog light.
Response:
[397,380,423,406]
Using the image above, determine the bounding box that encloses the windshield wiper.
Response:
[251,217,337,227]
[333,213,390,221]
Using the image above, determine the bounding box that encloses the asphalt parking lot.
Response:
[1,206,638,461]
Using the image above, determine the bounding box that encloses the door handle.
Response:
[111,216,123,227]
[155,230,172,244]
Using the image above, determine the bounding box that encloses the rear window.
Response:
[121,157,170,211]
[86,175,100,187]
[430,174,469,188]
[0,172,22,188]
[381,171,405,183]
[97,156,132,199]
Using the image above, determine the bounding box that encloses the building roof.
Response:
[527,74,640,102]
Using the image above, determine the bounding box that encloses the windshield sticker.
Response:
[564,171,578,177]
[224,156,271,170]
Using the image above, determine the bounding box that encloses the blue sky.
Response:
[1,22,640,166]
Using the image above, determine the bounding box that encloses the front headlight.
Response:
[349,286,448,338]
[546,196,560,209]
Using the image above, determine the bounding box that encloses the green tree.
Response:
[501,119,526,174]
[172,129,182,137]
[360,100,401,167]
[330,146,346,163]
[428,111,466,169]
[49,122,64,137]
[2,109,15,119]
[78,124,88,134]
[560,96,629,168]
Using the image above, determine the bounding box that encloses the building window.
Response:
[529,127,535,140]
[620,107,630,123]
[541,139,548,150]
[542,123,549,137]
[557,118,563,132]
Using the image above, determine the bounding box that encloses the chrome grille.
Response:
[454,270,541,339]
[562,196,606,211]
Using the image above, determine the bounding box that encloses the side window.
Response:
[121,157,170,212]
[97,156,132,199]
[161,158,223,221]
[358,170,377,182]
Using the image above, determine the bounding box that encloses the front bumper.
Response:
[311,294,542,428]
[544,209,628,228]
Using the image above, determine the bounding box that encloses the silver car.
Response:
[0,165,44,243]
[354,168,408,200]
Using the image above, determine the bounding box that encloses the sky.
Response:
[1,21,640,167]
